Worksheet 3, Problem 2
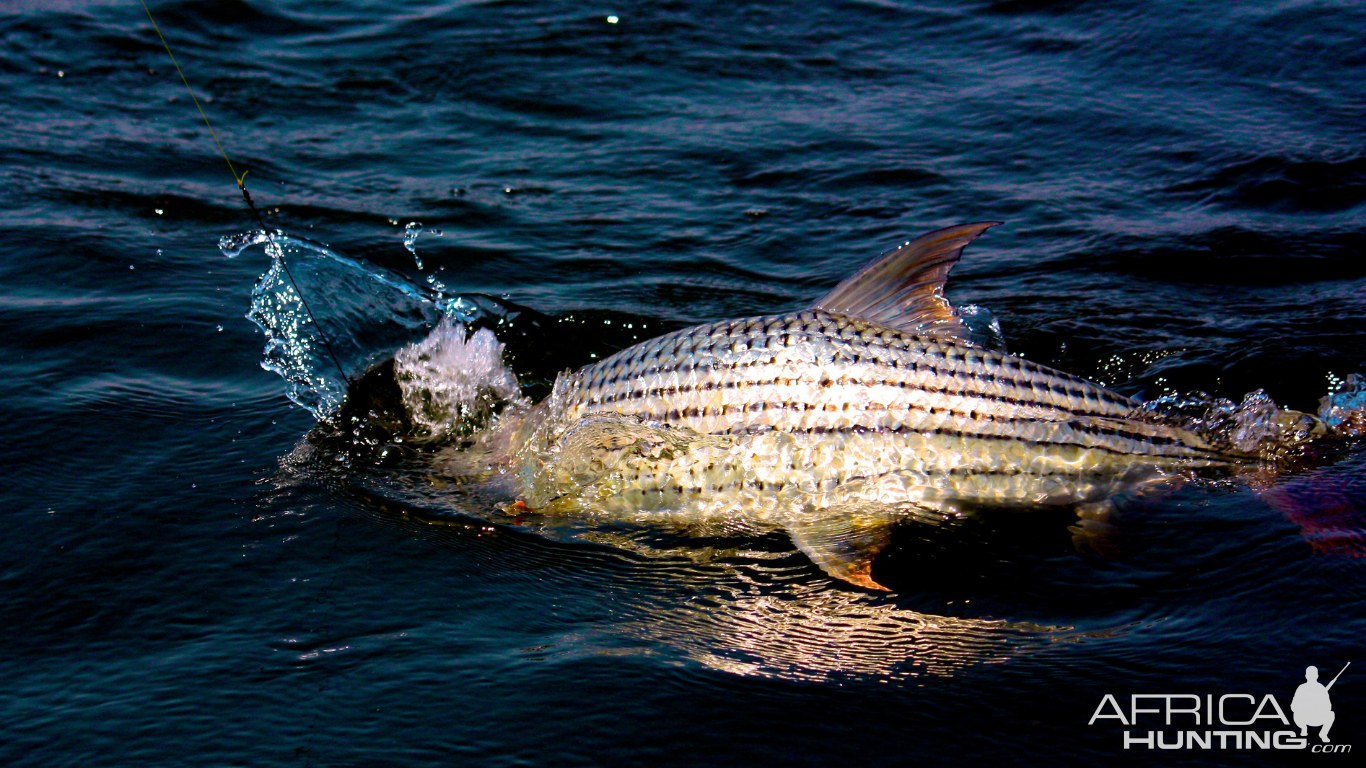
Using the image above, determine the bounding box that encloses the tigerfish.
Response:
[430,223,1302,589]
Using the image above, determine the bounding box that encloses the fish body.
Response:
[479,223,1230,588]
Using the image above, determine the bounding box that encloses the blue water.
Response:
[3,0,1365,764]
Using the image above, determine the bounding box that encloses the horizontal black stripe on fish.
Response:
[728,423,1221,460]
[578,359,1130,418]
[590,335,1092,394]
[574,371,1122,422]
[588,403,1223,460]
[608,466,1188,498]
[597,311,969,367]
[589,312,1127,405]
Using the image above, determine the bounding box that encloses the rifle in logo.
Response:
[1293,662,1348,743]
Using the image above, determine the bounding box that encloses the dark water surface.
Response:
[3,0,1365,765]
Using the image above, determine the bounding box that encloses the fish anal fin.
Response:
[1069,500,1120,557]
[813,222,1001,344]
[786,513,895,591]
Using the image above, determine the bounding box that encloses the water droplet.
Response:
[403,222,424,270]
[218,230,268,258]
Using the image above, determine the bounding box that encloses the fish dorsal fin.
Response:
[813,222,1001,343]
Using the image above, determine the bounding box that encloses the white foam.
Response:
[394,319,522,439]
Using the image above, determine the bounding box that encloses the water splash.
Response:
[1319,373,1366,436]
[958,304,1007,352]
[1133,388,1335,456]
[394,319,525,440]
[222,229,493,419]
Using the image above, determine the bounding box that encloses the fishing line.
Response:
[138,0,352,389]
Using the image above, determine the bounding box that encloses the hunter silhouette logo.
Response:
[1293,663,1348,743]
[1089,662,1351,751]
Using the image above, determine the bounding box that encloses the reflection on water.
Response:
[270,438,1095,682]
[391,502,1093,681]
[620,580,1089,682]
[1260,456,1366,558]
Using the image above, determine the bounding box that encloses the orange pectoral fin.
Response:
[787,512,895,592]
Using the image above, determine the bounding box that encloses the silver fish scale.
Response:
[557,310,1195,447]
[507,309,1227,520]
